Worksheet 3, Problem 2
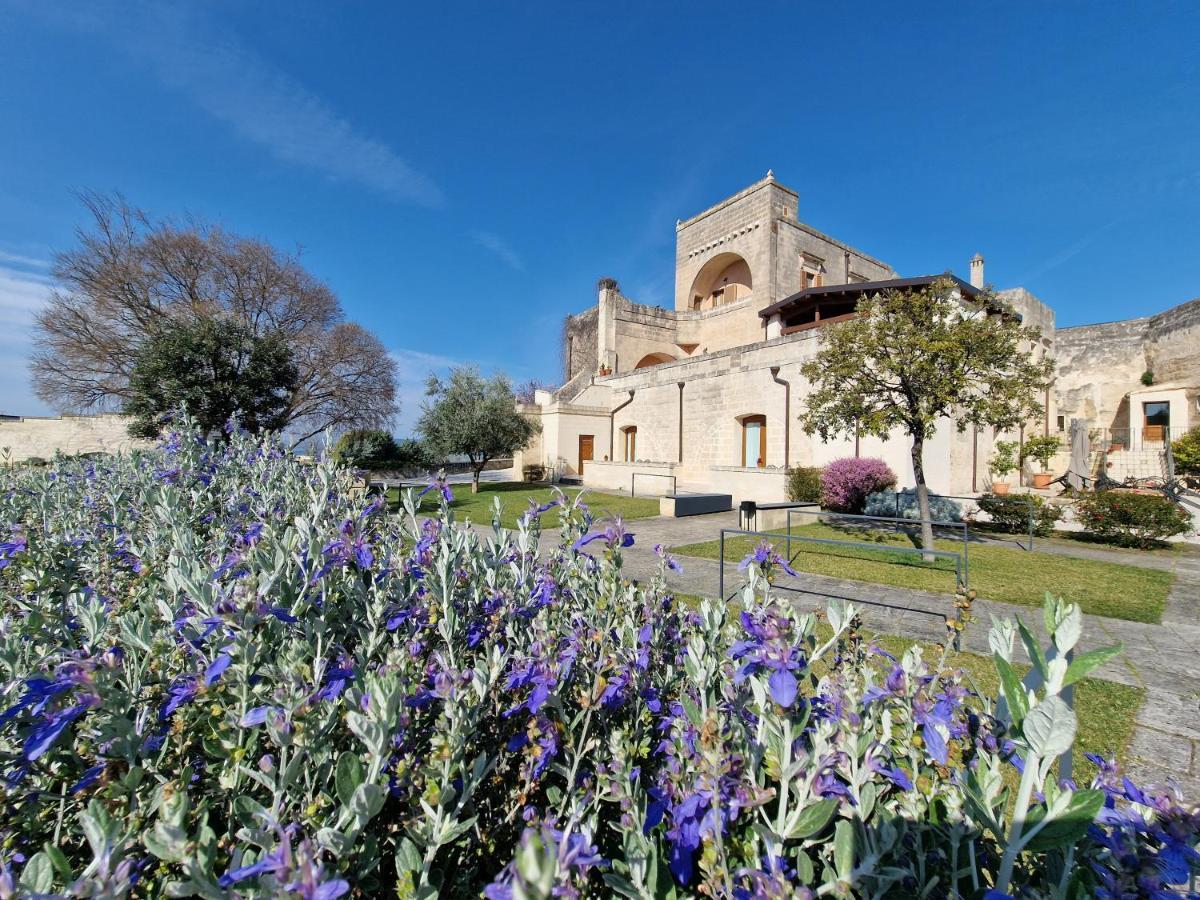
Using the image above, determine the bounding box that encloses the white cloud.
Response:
[0,250,51,269]
[471,231,525,272]
[0,260,54,416]
[22,4,443,208]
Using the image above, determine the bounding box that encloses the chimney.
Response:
[969,253,985,289]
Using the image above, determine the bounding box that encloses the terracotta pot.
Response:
[1032,472,1052,488]
[992,481,1010,496]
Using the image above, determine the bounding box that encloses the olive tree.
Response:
[417,366,539,493]
[799,276,1053,553]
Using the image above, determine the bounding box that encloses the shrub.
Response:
[332,427,401,470]
[865,488,964,522]
[785,465,822,502]
[1172,426,1200,475]
[820,457,896,512]
[393,437,433,474]
[976,492,1063,536]
[1022,434,1061,471]
[1075,490,1194,548]
[988,440,1019,479]
[0,422,1195,897]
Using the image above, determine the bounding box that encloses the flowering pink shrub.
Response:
[820,456,897,512]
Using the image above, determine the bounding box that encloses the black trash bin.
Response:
[739,499,757,530]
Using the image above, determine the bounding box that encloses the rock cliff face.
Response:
[1055,297,1200,429]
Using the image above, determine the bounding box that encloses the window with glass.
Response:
[741,415,766,468]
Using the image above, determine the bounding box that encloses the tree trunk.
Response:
[910,434,935,560]
[472,467,481,494]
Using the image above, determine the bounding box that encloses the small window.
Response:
[1056,415,1065,431]
[622,426,637,461]
[741,415,766,468]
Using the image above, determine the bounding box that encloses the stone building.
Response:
[519,172,1200,502]
[518,173,1074,502]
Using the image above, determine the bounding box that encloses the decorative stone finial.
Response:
[766,169,775,180]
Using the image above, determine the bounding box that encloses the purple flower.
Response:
[314,657,355,703]
[23,703,88,761]
[241,706,282,727]
[70,762,106,793]
[0,530,27,571]
[737,539,798,578]
[160,677,198,720]
[654,543,683,573]
[204,651,233,686]
[573,517,635,551]
[419,475,454,503]
[729,606,805,708]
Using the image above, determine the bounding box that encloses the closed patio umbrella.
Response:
[1067,418,1089,490]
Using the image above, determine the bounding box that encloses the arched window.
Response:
[740,415,766,468]
[621,426,637,461]
[687,253,753,310]
[633,352,675,369]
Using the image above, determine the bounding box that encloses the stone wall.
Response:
[0,414,148,462]
[563,305,599,382]
[1055,296,1200,431]
[1145,297,1200,386]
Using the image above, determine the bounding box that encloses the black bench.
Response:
[663,492,733,517]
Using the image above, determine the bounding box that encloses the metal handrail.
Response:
[717,526,964,609]
[785,507,971,583]
[879,489,1037,551]
[631,472,677,497]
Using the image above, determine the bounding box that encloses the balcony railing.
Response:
[1091,426,1186,452]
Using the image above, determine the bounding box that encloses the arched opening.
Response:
[739,414,766,467]
[688,253,752,311]
[633,352,675,369]
[621,425,638,461]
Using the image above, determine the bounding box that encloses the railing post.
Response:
[1028,497,1035,551]
[1060,648,1075,782]
[719,529,726,602]
[961,523,969,590]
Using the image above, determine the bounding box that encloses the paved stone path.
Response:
[451,506,1200,796]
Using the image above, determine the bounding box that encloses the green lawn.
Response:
[387,481,661,530]
[671,522,1173,623]
[670,593,1141,782]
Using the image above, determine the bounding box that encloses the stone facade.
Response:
[520,173,1194,505]
[0,413,148,462]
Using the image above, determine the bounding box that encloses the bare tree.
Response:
[31,192,397,444]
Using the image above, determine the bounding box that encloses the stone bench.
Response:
[659,493,733,517]
[751,501,820,532]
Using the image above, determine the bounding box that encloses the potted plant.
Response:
[1023,434,1061,488]
[988,440,1019,495]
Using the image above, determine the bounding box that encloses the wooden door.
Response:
[578,435,594,475]
[1143,401,1170,444]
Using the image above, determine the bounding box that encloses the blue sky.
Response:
[2,1,1198,433]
